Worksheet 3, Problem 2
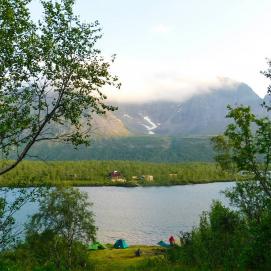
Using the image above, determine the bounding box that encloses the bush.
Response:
[174,201,247,270]
[244,209,271,270]
[19,231,92,271]
[168,200,271,270]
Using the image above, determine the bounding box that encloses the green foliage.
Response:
[0,188,42,250]
[25,187,96,270]
[261,58,271,103]
[244,209,271,270]
[212,105,271,228]
[0,160,236,186]
[173,201,271,271]
[0,187,95,271]
[224,180,269,221]
[28,136,216,162]
[211,135,236,172]
[175,90,271,270]
[0,237,93,271]
[0,0,118,175]
[172,202,245,270]
[212,106,271,199]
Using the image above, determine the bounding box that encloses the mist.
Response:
[105,73,241,104]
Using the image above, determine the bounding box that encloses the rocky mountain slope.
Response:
[91,112,130,137]
[28,80,270,162]
[113,82,265,136]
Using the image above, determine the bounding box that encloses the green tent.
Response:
[114,239,129,249]
[88,242,107,250]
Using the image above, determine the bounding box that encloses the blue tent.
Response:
[157,240,171,248]
[114,239,129,249]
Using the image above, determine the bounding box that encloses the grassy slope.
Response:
[90,246,161,271]
[89,246,195,271]
[0,160,236,187]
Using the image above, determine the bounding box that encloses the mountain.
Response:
[27,80,269,162]
[91,112,130,137]
[113,82,265,136]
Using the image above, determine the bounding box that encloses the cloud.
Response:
[104,57,240,103]
[151,24,172,34]
[141,74,238,102]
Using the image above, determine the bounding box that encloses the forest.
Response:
[27,136,215,163]
[0,160,236,187]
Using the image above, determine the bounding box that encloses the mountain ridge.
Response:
[26,80,270,162]
[112,82,266,136]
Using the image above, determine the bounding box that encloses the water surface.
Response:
[81,182,234,245]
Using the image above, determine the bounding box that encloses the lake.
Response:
[80,182,234,245]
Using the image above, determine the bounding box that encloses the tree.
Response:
[0,0,119,175]
[0,187,42,250]
[211,58,271,220]
[261,58,271,107]
[178,106,271,268]
[25,187,96,269]
[211,105,271,219]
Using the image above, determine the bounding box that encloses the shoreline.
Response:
[0,179,235,188]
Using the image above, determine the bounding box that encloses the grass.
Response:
[89,245,163,271]
[88,245,195,271]
[0,160,237,187]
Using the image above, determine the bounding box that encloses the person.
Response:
[135,248,142,257]
[169,235,175,246]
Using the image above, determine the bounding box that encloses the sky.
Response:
[29,0,271,102]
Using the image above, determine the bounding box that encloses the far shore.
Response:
[0,178,235,188]
[0,160,238,187]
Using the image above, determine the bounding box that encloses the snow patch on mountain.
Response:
[142,116,159,134]
[123,114,133,119]
[177,104,182,113]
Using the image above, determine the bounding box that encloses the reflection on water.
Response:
[81,182,234,245]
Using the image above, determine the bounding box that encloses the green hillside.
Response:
[28,136,215,162]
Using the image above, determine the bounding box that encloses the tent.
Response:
[157,240,171,248]
[88,242,107,250]
[114,239,129,249]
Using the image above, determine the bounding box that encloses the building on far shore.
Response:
[108,171,126,183]
[141,175,154,182]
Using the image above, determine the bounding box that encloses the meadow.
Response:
[0,160,236,187]
[89,245,196,271]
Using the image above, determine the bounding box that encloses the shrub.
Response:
[175,201,247,270]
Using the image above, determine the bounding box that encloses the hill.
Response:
[29,136,215,162]
[14,80,269,162]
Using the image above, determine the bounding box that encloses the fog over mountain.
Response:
[109,80,266,136]
[106,75,246,103]
[31,79,270,162]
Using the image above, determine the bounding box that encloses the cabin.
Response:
[108,171,126,182]
[169,173,178,178]
[141,175,154,181]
